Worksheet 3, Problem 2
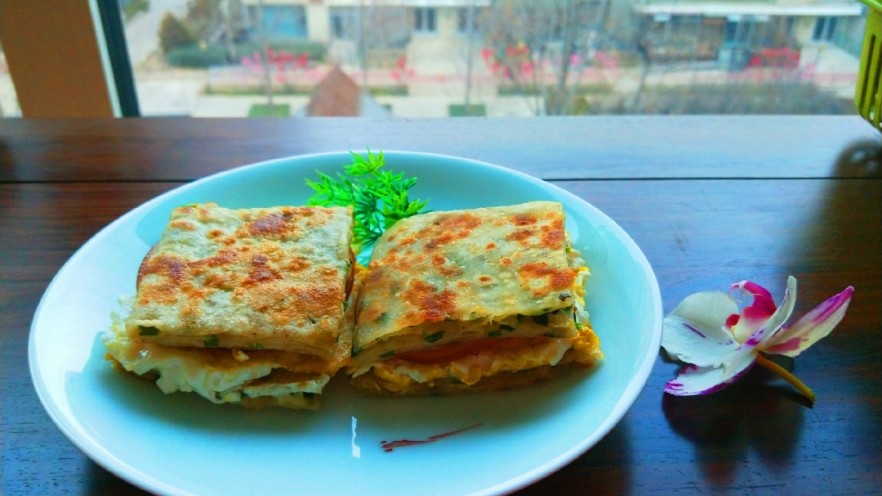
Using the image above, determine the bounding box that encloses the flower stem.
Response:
[755,353,816,404]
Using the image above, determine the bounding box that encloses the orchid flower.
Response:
[662,276,854,404]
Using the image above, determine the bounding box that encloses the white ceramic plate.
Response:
[29,151,662,496]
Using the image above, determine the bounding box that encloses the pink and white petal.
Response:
[664,348,757,396]
[729,279,781,343]
[745,276,798,349]
[662,291,740,367]
[765,286,854,357]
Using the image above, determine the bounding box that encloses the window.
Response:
[812,16,838,43]
[331,7,359,40]
[61,1,859,118]
[724,18,755,46]
[414,7,436,33]
[256,5,307,39]
[332,14,345,40]
[458,7,477,34]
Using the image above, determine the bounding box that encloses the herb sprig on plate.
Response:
[306,149,428,249]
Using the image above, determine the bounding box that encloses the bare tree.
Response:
[333,3,409,87]
[254,0,275,110]
[479,0,606,115]
[219,0,245,62]
[463,0,478,113]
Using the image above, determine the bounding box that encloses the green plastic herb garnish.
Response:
[306,149,428,249]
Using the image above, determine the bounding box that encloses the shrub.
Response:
[159,13,195,54]
[545,88,591,115]
[238,40,327,63]
[121,0,149,21]
[632,82,851,114]
[367,85,408,97]
[166,43,228,68]
[185,0,223,41]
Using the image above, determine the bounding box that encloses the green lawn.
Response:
[448,104,487,117]
[248,103,291,117]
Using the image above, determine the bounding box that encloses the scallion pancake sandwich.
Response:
[104,203,356,410]
[349,201,602,394]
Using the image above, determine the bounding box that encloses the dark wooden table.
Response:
[2,116,880,495]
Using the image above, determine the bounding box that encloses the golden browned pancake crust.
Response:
[126,203,353,359]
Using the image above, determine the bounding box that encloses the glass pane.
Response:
[0,36,22,118]
[117,0,864,117]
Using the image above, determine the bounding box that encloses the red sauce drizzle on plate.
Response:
[380,423,482,453]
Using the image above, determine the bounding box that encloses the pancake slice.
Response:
[349,201,602,394]
[105,203,355,409]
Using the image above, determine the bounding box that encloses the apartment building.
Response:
[630,0,864,71]
[243,0,863,72]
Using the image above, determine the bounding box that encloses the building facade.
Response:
[243,0,864,71]
[631,0,865,69]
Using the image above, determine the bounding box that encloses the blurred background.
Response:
[0,0,865,118]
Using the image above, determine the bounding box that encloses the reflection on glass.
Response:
[0,37,22,118]
[117,0,864,117]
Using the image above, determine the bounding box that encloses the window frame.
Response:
[95,0,140,117]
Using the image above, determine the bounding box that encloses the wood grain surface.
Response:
[1,117,880,496]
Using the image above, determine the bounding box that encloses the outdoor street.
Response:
[0,0,860,118]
